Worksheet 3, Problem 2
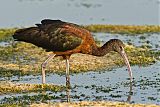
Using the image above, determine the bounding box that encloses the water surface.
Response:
[0,62,159,104]
[0,0,159,28]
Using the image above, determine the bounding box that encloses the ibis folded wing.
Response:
[13,20,83,52]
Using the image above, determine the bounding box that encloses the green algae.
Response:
[0,28,17,41]
[123,45,159,66]
[114,45,160,67]
[0,81,65,106]
[0,94,60,106]
[0,81,64,95]
[85,25,160,34]
[0,104,21,107]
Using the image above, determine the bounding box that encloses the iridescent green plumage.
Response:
[13,19,82,52]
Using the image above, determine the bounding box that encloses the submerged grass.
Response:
[0,81,65,106]
[0,94,62,106]
[0,81,64,95]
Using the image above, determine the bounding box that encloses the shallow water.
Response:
[0,41,10,47]
[0,0,159,28]
[0,62,159,104]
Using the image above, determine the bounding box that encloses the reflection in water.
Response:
[126,81,133,103]
[66,81,71,102]
[65,80,133,103]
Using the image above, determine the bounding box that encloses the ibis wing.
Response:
[13,19,94,52]
[13,23,83,52]
[44,31,83,52]
[41,19,63,25]
[41,19,91,38]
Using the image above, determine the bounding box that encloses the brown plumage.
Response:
[13,19,132,85]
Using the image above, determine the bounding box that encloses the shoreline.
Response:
[30,101,160,107]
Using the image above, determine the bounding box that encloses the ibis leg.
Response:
[127,81,133,103]
[65,59,70,85]
[41,54,56,84]
[65,58,70,102]
[66,83,70,102]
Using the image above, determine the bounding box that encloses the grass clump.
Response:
[0,104,22,107]
[0,28,17,41]
[115,45,160,66]
[85,25,160,34]
[0,81,64,94]
[0,94,61,106]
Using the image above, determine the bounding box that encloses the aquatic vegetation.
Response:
[0,94,60,106]
[0,81,64,94]
[115,45,160,66]
[0,104,21,107]
[90,85,114,93]
[85,25,160,34]
[0,28,17,41]
[0,82,64,106]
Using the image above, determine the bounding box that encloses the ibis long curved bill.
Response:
[120,48,133,82]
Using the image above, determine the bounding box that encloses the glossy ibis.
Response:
[13,19,133,84]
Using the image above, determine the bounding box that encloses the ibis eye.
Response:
[120,46,123,51]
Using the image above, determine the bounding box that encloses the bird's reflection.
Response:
[66,81,71,102]
[126,81,133,103]
[40,80,133,103]
[65,80,133,103]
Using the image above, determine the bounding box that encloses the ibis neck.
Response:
[91,42,113,56]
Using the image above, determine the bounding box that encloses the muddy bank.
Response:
[30,101,159,107]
